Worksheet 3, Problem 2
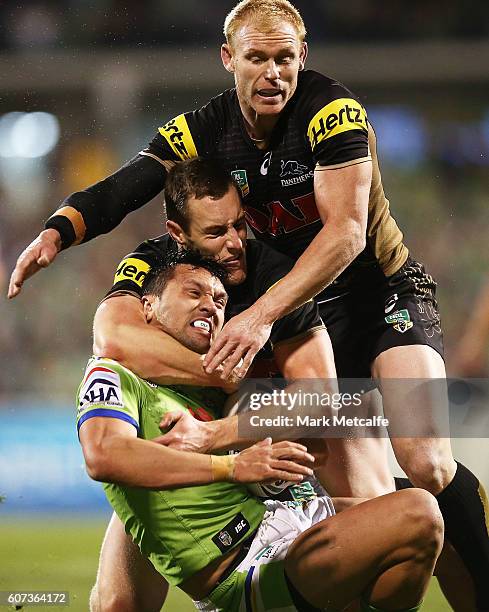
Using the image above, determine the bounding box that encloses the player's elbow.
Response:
[82,442,112,482]
[93,315,127,362]
[348,219,366,257]
[93,334,126,363]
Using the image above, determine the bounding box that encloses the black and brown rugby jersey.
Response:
[107,236,324,357]
[141,70,408,289]
[47,70,408,293]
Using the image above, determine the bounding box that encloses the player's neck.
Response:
[239,102,279,150]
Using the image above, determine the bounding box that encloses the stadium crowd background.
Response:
[0,3,488,608]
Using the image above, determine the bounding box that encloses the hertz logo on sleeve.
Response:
[158,114,198,160]
[307,98,368,150]
[114,258,151,287]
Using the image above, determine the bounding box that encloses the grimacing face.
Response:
[145,265,228,354]
[167,184,248,286]
[221,19,307,121]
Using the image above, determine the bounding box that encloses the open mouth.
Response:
[191,319,212,334]
[256,88,282,100]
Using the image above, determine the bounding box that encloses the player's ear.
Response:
[142,296,156,323]
[166,220,188,247]
[299,42,308,70]
[221,43,235,73]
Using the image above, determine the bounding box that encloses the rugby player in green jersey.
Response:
[78,250,443,612]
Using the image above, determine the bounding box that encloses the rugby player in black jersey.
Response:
[92,159,471,612]
[8,0,489,608]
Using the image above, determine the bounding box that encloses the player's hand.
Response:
[155,410,216,454]
[233,438,315,484]
[203,307,272,380]
[8,229,61,298]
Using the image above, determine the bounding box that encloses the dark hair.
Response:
[164,158,238,231]
[142,249,228,298]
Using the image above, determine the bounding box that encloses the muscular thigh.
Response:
[284,489,440,610]
[315,390,394,497]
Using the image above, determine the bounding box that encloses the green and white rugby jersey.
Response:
[76,357,265,585]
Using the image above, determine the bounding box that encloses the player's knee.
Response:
[400,452,454,494]
[93,584,140,612]
[401,489,444,560]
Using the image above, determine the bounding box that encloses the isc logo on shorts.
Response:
[307,98,367,150]
[114,257,150,287]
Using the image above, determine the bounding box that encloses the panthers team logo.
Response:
[280,160,313,187]
[281,160,308,177]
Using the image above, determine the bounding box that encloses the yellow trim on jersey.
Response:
[158,114,198,160]
[49,206,86,245]
[315,155,372,171]
[113,257,150,287]
[307,98,368,151]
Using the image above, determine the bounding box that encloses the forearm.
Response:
[83,433,221,488]
[250,218,365,325]
[94,298,230,387]
[45,155,167,248]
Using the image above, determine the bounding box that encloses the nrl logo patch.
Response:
[385,309,413,334]
[231,169,250,197]
[218,530,233,547]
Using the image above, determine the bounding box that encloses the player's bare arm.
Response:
[158,328,337,453]
[204,160,372,377]
[79,416,314,487]
[93,294,237,389]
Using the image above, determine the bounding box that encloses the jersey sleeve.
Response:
[76,358,142,434]
[252,243,324,348]
[45,154,168,249]
[106,242,158,299]
[141,94,226,163]
[297,71,370,169]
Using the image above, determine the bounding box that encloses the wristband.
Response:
[45,215,76,250]
[210,455,236,482]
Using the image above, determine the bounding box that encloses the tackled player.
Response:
[78,250,443,612]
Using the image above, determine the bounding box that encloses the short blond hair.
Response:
[224,0,306,48]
